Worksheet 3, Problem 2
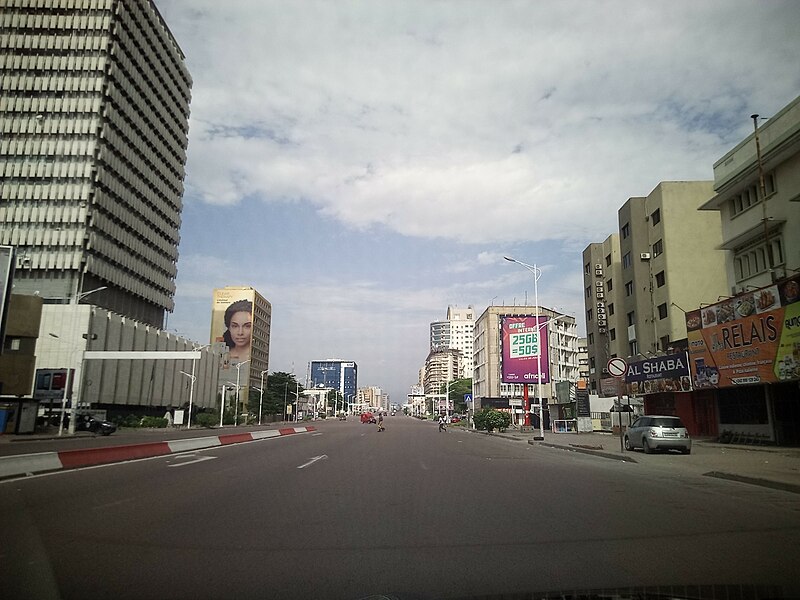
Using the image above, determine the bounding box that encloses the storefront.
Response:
[685,274,800,445]
[624,352,716,437]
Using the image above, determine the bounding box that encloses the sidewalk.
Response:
[459,425,800,493]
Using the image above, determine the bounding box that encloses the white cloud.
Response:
[159,0,800,399]
[162,0,800,245]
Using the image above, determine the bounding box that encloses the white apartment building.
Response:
[429,305,475,378]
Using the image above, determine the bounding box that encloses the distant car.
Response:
[624,415,691,454]
[73,414,117,436]
[360,412,376,424]
[450,416,461,423]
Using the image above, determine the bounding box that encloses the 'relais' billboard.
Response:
[685,274,800,388]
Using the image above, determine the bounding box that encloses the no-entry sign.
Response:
[607,357,628,378]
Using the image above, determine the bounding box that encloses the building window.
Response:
[610,328,616,341]
[629,341,638,356]
[660,335,670,351]
[608,303,615,316]
[587,308,593,322]
[627,311,635,326]
[621,222,630,239]
[734,238,785,282]
[590,357,596,370]
[622,252,632,269]
[765,172,777,196]
[584,262,591,275]
[605,254,612,266]
[607,279,613,291]
[729,180,772,217]
[625,281,634,296]
[658,303,668,319]
[655,271,665,287]
[653,239,663,257]
[650,208,661,225]
[587,333,594,345]
[586,285,591,298]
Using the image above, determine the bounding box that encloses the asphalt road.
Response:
[2,416,799,600]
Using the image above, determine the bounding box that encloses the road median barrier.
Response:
[0,426,317,481]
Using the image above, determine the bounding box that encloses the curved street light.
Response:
[503,256,546,439]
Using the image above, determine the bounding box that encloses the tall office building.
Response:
[309,360,358,403]
[0,0,192,327]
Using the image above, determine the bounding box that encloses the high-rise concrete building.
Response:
[582,182,728,395]
[429,305,475,378]
[1,0,192,327]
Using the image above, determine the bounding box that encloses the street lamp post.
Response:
[219,383,235,427]
[233,360,250,427]
[66,285,107,435]
[182,343,210,429]
[259,369,268,425]
[504,257,547,439]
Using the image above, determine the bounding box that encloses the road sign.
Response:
[464,393,473,404]
[607,357,628,378]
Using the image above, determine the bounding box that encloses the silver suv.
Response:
[624,415,691,454]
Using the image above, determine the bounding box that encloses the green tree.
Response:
[438,378,472,413]
[247,371,305,421]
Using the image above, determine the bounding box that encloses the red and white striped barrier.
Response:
[0,426,316,480]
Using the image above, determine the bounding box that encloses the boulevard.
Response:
[2,416,799,600]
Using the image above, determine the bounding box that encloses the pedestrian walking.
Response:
[377,413,385,432]
[438,414,446,432]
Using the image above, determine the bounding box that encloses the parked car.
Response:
[72,414,117,436]
[624,415,691,454]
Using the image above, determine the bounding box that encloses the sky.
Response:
[156,0,800,403]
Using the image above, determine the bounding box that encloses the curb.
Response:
[0,426,316,480]
[703,471,800,495]
[536,441,637,463]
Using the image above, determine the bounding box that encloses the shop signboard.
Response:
[625,352,692,395]
[685,274,800,388]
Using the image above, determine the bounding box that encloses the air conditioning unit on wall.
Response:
[640,253,651,260]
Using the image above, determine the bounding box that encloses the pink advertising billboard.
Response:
[501,316,551,384]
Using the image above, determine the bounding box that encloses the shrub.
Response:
[140,416,169,428]
[195,413,217,428]
[113,414,142,428]
[473,408,511,432]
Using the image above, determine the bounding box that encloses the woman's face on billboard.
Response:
[228,311,252,348]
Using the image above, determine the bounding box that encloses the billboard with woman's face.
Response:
[210,288,255,366]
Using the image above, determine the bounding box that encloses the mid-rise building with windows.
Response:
[582,182,728,395]
[423,347,461,396]
[698,94,800,292]
[472,305,578,418]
